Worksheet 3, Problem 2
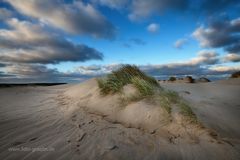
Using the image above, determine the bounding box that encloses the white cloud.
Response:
[147,23,159,33]
[5,0,116,39]
[174,38,188,49]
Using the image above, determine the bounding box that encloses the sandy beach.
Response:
[1,0,239,159]
[0,78,239,160]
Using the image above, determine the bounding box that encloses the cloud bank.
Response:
[193,17,240,54]
[0,18,103,64]
[5,0,116,39]
[1,50,239,83]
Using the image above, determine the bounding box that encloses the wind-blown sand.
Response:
[0,79,239,160]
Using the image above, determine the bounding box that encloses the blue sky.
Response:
[0,0,239,82]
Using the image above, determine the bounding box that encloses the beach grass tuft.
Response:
[97,65,159,95]
[179,101,198,123]
[97,64,198,122]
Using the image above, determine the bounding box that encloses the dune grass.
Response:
[158,96,172,114]
[97,76,122,94]
[160,90,180,104]
[160,89,197,122]
[97,65,159,95]
[97,65,198,122]
[131,77,155,96]
[178,101,197,123]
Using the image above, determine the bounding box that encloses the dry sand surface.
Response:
[0,79,240,160]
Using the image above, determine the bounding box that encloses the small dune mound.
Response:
[183,76,195,83]
[230,71,240,78]
[65,65,219,143]
[196,77,211,83]
[168,76,176,82]
[167,76,195,83]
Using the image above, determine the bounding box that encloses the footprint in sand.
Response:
[29,137,38,141]
[12,141,24,146]
[77,133,86,142]
[72,115,77,122]
[182,91,191,94]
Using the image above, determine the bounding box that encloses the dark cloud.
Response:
[193,17,240,54]
[129,0,189,20]
[200,0,240,14]
[5,0,116,39]
[225,43,240,54]
[223,53,240,62]
[127,0,239,20]
[0,18,103,64]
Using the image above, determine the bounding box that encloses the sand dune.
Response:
[0,79,239,160]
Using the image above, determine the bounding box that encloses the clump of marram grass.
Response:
[158,96,172,114]
[97,65,199,123]
[131,77,155,97]
[97,75,123,94]
[160,90,180,104]
[97,65,159,95]
[178,101,198,123]
[159,89,197,122]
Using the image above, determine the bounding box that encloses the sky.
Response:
[0,0,240,83]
